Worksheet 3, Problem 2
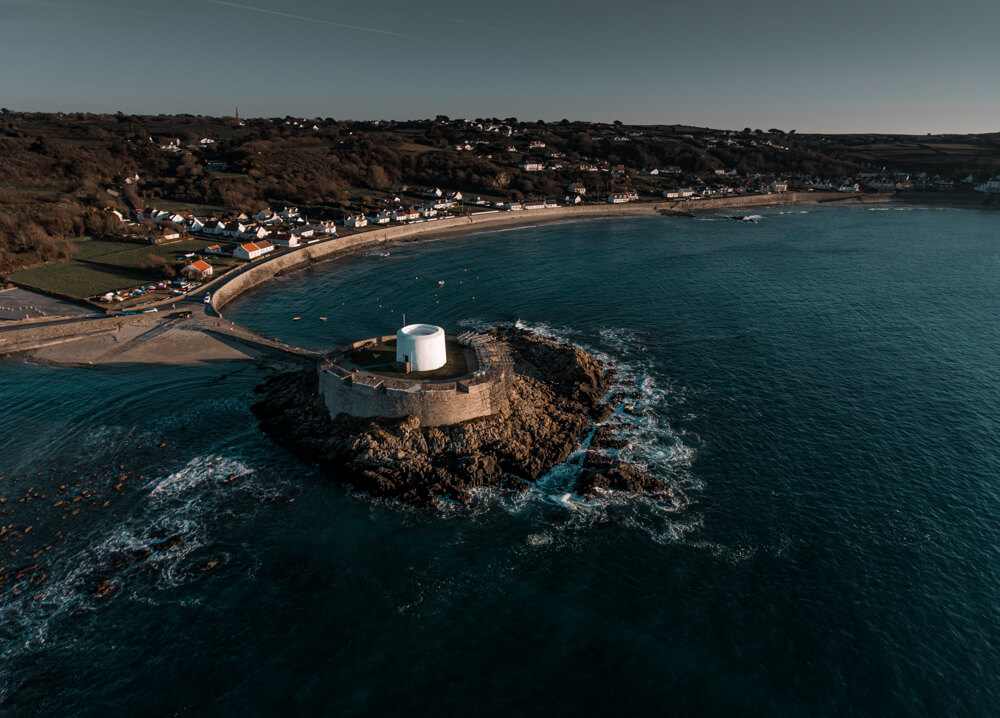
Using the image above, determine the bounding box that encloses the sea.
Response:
[2,205,999,716]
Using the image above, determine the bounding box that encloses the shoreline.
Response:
[209,191,886,313]
[0,190,910,368]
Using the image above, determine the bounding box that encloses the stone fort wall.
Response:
[317,332,510,427]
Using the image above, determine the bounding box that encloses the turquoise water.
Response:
[3,206,1000,715]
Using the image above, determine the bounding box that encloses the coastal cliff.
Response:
[252,327,667,506]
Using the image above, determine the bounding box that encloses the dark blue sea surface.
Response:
[2,206,1000,715]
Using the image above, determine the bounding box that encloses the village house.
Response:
[522,200,547,210]
[393,208,420,222]
[502,201,523,211]
[345,215,368,228]
[234,241,275,261]
[567,183,587,195]
[606,193,632,204]
[271,233,300,249]
[974,177,1000,193]
[520,161,544,172]
[184,259,213,277]
[369,211,392,225]
[205,244,225,254]
[564,194,583,205]
[770,180,789,193]
[154,228,181,243]
[223,221,247,238]
[424,187,443,198]
[244,225,270,241]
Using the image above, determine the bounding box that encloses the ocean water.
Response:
[3,206,1000,715]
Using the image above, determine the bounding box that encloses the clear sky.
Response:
[2,0,998,133]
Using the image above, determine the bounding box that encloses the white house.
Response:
[271,233,300,249]
[370,211,392,224]
[424,187,443,198]
[606,193,631,204]
[224,221,247,238]
[290,226,314,239]
[393,208,420,222]
[838,182,860,193]
[187,217,205,232]
[233,241,275,260]
[445,191,463,201]
[521,162,544,172]
[974,177,1000,193]
[244,225,270,240]
[184,259,213,277]
[564,194,583,205]
[502,201,523,211]
[522,200,546,210]
[155,228,181,242]
[205,244,225,254]
[345,215,368,228]
[567,184,586,195]
[770,180,789,193]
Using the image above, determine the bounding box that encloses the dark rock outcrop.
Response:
[252,327,663,506]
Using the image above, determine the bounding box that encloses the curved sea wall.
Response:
[210,192,861,312]
[211,204,663,311]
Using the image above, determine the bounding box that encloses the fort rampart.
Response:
[317,332,511,427]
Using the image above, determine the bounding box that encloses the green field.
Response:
[7,237,226,298]
[10,262,150,298]
[73,237,216,267]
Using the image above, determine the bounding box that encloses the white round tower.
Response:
[396,324,446,371]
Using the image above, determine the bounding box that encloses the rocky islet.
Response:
[252,327,672,506]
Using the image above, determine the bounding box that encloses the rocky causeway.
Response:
[252,326,673,506]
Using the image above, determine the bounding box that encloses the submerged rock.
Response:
[252,327,663,507]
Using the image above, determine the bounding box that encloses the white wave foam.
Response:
[0,454,283,665]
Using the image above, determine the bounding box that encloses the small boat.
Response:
[319,317,327,321]
[293,316,301,321]
[438,280,445,286]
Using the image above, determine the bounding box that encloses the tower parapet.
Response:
[318,330,510,426]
